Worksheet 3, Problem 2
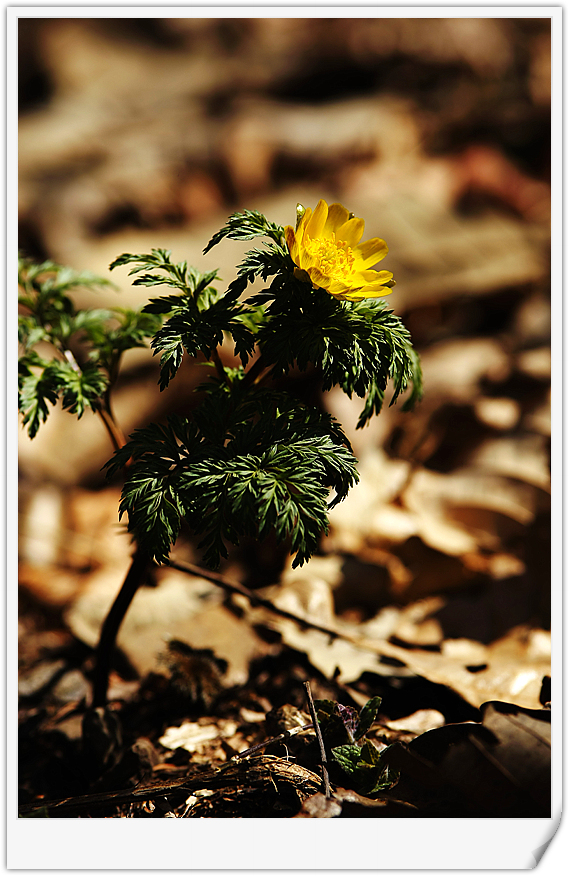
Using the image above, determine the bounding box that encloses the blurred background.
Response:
[18,17,551,716]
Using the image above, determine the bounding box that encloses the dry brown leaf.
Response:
[245,578,411,682]
[65,568,271,684]
[523,389,551,436]
[474,396,520,431]
[248,574,549,709]
[159,719,239,754]
[294,793,342,818]
[384,709,446,734]
[480,701,550,808]
[413,338,511,404]
[327,448,414,553]
[403,466,541,555]
[379,626,550,710]
[388,700,551,816]
[516,346,551,380]
[466,434,550,491]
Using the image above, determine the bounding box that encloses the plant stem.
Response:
[92,546,153,707]
[211,347,230,385]
[60,346,127,453]
[242,353,272,389]
[58,347,137,705]
[304,681,331,798]
[96,406,126,454]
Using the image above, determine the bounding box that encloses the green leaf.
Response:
[18,315,48,350]
[111,250,220,305]
[225,242,292,300]
[148,295,255,389]
[104,392,358,568]
[356,696,382,740]
[18,366,60,439]
[331,740,397,796]
[105,416,203,564]
[55,361,109,418]
[331,744,362,777]
[255,281,422,426]
[203,210,284,254]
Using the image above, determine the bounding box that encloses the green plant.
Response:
[314,696,399,796]
[18,198,422,705]
[17,255,161,449]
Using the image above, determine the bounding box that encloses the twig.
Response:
[168,557,346,639]
[304,681,331,799]
[232,723,314,760]
[96,405,126,454]
[167,558,418,672]
[18,756,322,818]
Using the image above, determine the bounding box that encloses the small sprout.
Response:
[315,696,398,797]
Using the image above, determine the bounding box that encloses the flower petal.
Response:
[306,199,328,239]
[307,265,333,289]
[284,225,298,262]
[336,217,365,247]
[324,203,351,237]
[353,286,393,298]
[351,269,393,285]
[327,279,352,297]
[297,207,312,242]
[353,237,389,269]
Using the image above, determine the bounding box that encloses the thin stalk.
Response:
[92,546,153,707]
[242,353,272,389]
[49,343,137,705]
[96,405,126,454]
[304,681,331,798]
[60,347,126,452]
[211,347,230,385]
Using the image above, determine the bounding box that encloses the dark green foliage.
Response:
[18,358,61,439]
[203,209,284,253]
[224,242,293,301]
[315,696,382,746]
[331,740,398,796]
[106,391,358,567]
[110,249,256,388]
[18,357,110,438]
[252,280,422,427]
[106,417,203,564]
[18,255,160,438]
[84,308,162,371]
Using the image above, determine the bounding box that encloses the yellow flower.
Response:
[284,199,395,302]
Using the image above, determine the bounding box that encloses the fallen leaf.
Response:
[159,720,238,754]
[294,793,342,818]
[384,710,446,734]
[466,434,550,491]
[516,346,551,380]
[65,568,272,684]
[417,338,511,404]
[474,396,520,431]
[385,701,550,816]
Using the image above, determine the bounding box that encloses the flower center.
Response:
[306,234,355,280]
